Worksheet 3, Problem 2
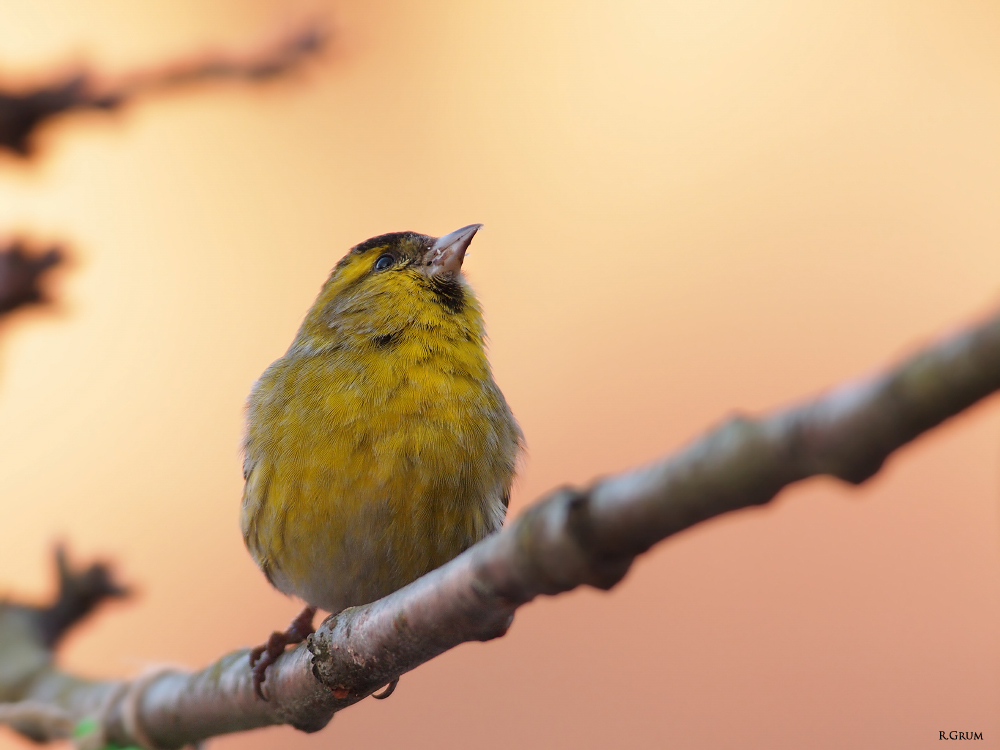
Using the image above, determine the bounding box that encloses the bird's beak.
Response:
[423,224,482,277]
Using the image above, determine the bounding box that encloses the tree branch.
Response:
[31,546,130,650]
[0,22,326,157]
[0,547,127,743]
[3,306,1000,748]
[0,240,63,317]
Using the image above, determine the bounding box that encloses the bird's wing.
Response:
[241,458,279,586]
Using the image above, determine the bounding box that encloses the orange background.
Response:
[0,1,998,748]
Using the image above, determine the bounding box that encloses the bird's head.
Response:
[293,224,486,352]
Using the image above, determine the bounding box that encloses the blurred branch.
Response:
[3,305,1000,747]
[0,548,126,743]
[0,703,73,743]
[0,22,327,156]
[32,546,130,650]
[0,240,63,317]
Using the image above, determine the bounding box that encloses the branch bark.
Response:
[3,306,1000,749]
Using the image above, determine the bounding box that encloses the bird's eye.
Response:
[374,254,395,271]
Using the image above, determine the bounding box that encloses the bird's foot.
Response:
[249,605,316,700]
[372,677,399,700]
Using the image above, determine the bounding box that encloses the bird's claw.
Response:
[249,606,317,700]
[249,631,289,700]
[372,677,399,700]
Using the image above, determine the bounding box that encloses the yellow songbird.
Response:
[241,224,522,697]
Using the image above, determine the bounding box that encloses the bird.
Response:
[241,224,522,699]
